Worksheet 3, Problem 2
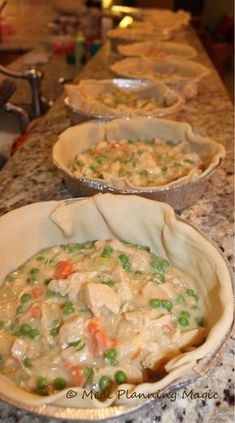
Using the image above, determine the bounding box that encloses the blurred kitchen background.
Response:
[0,0,233,96]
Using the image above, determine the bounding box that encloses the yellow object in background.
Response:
[102,0,112,9]
[119,16,134,28]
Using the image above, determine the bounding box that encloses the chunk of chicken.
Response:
[0,329,15,355]
[59,316,86,349]
[0,299,17,323]
[112,266,132,304]
[124,308,162,327]
[82,282,120,316]
[11,338,29,360]
[131,250,150,273]
[142,281,176,300]
[40,303,61,344]
[48,271,98,302]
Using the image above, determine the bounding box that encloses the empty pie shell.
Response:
[111,57,210,84]
[118,41,197,60]
[0,194,233,411]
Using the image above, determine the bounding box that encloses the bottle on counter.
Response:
[75,32,86,69]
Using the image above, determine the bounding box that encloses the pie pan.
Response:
[107,27,172,49]
[53,117,225,210]
[118,41,197,60]
[64,79,184,123]
[0,194,233,420]
[110,57,210,98]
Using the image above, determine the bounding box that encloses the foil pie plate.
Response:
[0,213,232,421]
[62,165,218,211]
[64,78,184,125]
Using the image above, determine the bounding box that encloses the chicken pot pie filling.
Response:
[0,239,205,398]
[72,139,203,187]
[97,89,170,112]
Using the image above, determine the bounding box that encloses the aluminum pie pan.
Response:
[64,78,184,124]
[0,207,232,421]
[61,163,219,211]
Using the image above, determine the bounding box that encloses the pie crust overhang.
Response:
[0,194,233,408]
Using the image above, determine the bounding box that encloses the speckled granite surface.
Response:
[0,27,234,423]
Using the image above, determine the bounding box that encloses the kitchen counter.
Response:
[0,26,234,423]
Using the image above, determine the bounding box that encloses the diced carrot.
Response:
[131,347,141,360]
[109,338,118,348]
[87,319,108,356]
[31,287,43,298]
[31,305,42,319]
[54,261,73,279]
[71,365,84,387]
[92,329,108,357]
[87,320,99,333]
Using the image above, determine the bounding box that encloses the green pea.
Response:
[20,324,32,336]
[29,268,39,282]
[161,166,168,173]
[23,357,32,368]
[149,298,162,309]
[166,140,175,146]
[21,293,32,303]
[151,258,169,272]
[36,377,48,395]
[95,155,107,164]
[115,370,127,384]
[52,377,67,390]
[36,376,48,388]
[29,328,40,339]
[9,323,20,336]
[101,246,114,258]
[178,316,189,327]
[186,289,198,301]
[162,300,173,312]
[181,311,190,318]
[83,367,93,378]
[99,375,112,392]
[63,302,75,315]
[50,326,60,337]
[0,321,4,329]
[104,348,118,366]
[36,256,47,263]
[119,254,131,272]
[0,354,3,362]
[176,295,185,304]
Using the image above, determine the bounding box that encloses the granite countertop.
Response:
[0,26,234,423]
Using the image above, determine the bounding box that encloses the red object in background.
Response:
[11,132,29,154]
[213,16,234,44]
[52,40,75,55]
